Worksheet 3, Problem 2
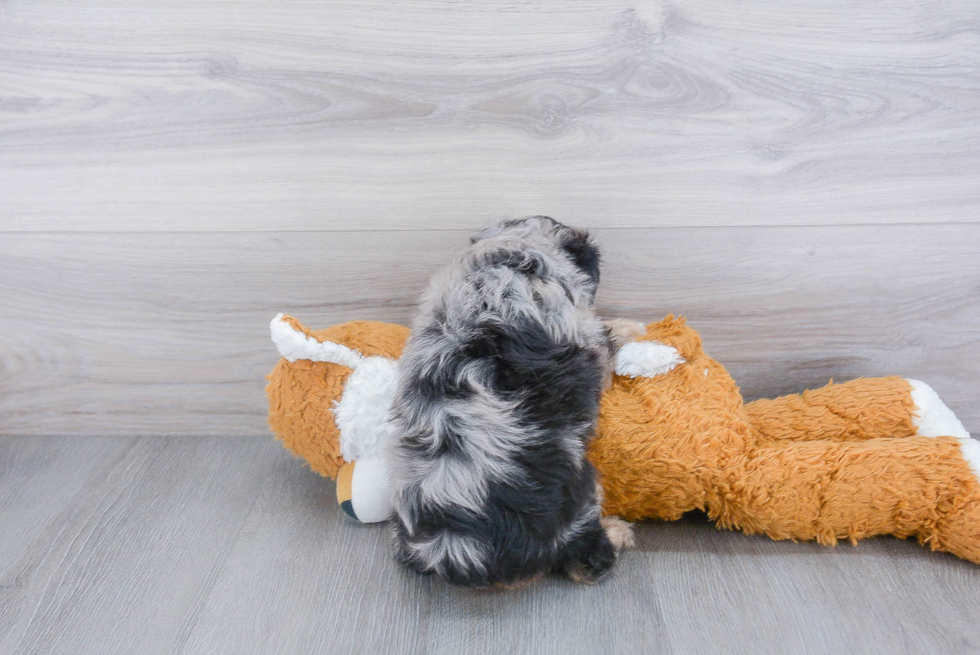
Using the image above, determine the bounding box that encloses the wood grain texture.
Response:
[1,225,977,437]
[0,436,278,655]
[0,435,138,648]
[2,0,979,231]
[3,436,980,655]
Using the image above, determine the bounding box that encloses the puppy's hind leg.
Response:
[604,318,646,349]
[556,515,633,584]
[593,480,635,552]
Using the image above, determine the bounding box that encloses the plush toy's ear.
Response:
[270,313,364,368]
[615,341,686,378]
[270,313,401,467]
[267,314,370,481]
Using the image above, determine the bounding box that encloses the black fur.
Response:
[557,228,601,291]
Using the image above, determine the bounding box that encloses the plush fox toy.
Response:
[266,313,980,565]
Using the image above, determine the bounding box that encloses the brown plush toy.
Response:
[267,313,980,565]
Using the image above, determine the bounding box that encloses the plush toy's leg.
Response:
[744,376,968,444]
[907,380,972,440]
[709,436,980,564]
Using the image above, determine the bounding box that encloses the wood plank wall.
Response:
[2,0,978,436]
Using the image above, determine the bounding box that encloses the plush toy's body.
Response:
[267,314,980,565]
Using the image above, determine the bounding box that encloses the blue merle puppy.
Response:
[388,216,638,588]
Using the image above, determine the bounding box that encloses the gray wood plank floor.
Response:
[2,436,979,655]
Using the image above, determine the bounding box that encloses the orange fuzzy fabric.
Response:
[591,316,980,564]
[267,315,980,564]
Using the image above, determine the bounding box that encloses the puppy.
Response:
[387,216,637,588]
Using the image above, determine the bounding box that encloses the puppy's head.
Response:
[471,216,601,291]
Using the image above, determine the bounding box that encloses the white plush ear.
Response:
[615,341,686,378]
[270,313,364,368]
[334,356,400,461]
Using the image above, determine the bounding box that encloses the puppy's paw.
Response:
[558,518,622,584]
[564,541,618,585]
[600,515,635,552]
[604,318,646,349]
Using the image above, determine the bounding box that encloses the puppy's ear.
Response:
[486,248,548,276]
[470,224,498,244]
[560,229,601,288]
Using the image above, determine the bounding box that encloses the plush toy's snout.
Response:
[336,462,356,518]
[335,459,394,522]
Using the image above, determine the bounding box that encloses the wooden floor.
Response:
[1,436,979,655]
[3,0,980,652]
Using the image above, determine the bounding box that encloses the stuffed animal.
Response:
[266,313,980,565]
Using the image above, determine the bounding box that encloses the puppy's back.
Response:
[388,220,611,586]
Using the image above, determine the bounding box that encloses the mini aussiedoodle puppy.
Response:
[388,216,639,588]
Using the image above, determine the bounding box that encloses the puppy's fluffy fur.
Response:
[388,216,633,588]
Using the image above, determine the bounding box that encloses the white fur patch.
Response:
[406,531,489,576]
[907,378,979,478]
[334,356,400,461]
[909,379,970,440]
[270,313,363,368]
[615,341,685,378]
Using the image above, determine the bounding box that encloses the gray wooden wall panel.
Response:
[4,436,980,655]
[1,225,977,437]
[2,0,979,231]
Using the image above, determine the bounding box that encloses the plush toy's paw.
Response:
[908,379,980,480]
[604,318,647,349]
[615,341,686,378]
[909,379,970,440]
